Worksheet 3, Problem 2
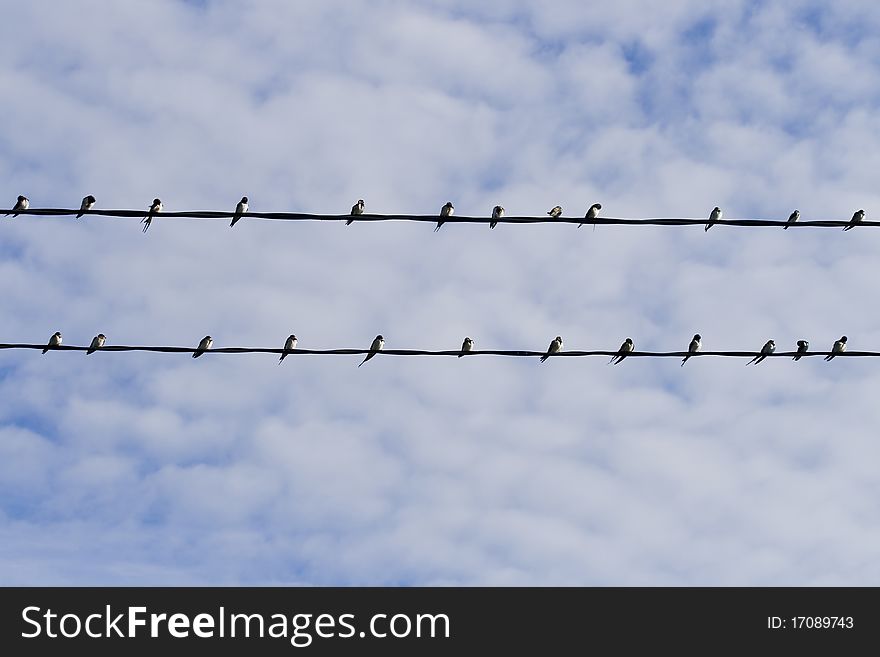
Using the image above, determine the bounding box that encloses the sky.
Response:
[2,0,880,585]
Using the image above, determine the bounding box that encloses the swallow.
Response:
[436,202,454,231]
[230,196,248,227]
[609,337,634,364]
[747,339,776,365]
[459,337,474,357]
[42,331,62,354]
[279,334,297,363]
[490,205,504,229]
[86,333,106,355]
[192,335,213,358]
[783,209,799,229]
[705,207,722,231]
[77,195,96,219]
[7,195,29,217]
[843,209,865,231]
[793,339,809,361]
[142,198,162,232]
[540,336,563,363]
[579,202,602,229]
[824,335,847,361]
[346,199,365,226]
[547,205,562,219]
[359,335,384,367]
[681,333,701,366]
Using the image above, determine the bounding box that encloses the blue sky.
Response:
[2,0,880,585]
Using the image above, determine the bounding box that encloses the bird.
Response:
[86,333,106,355]
[42,331,62,354]
[230,196,248,227]
[783,209,799,229]
[824,336,847,361]
[843,209,865,231]
[279,334,297,363]
[346,199,365,226]
[705,206,722,231]
[435,202,454,231]
[609,337,634,364]
[793,339,809,361]
[681,333,701,366]
[359,335,384,367]
[547,205,562,219]
[192,335,213,358]
[490,205,504,229]
[7,195,29,217]
[540,336,563,363]
[76,195,96,219]
[747,339,776,365]
[579,202,602,230]
[142,198,162,232]
[459,337,474,357]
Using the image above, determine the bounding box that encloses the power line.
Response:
[0,343,870,360]
[3,208,879,228]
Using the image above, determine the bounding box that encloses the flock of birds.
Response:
[4,195,870,231]
[33,332,851,366]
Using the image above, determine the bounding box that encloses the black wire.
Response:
[4,208,878,228]
[0,344,869,358]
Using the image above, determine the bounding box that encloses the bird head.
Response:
[594,203,602,210]
[376,335,384,341]
[241,196,248,203]
[625,338,633,345]
[289,334,296,341]
[693,334,701,341]
[87,195,96,203]
[97,333,106,340]
[152,198,161,205]
[840,336,848,343]
[54,332,62,338]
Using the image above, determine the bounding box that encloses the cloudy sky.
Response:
[2,0,880,585]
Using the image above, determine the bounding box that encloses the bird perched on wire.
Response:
[347,199,365,226]
[609,337,634,364]
[747,339,775,365]
[230,196,248,227]
[7,195,29,217]
[142,198,162,232]
[783,209,799,229]
[436,202,454,231]
[540,336,563,363]
[843,209,865,231]
[77,195,96,219]
[459,337,474,357]
[192,336,213,358]
[682,334,701,366]
[705,207,722,231]
[579,203,602,230]
[279,334,297,363]
[547,205,562,219]
[86,333,106,355]
[42,331,62,354]
[793,339,809,361]
[824,336,847,361]
[490,205,504,229]
[359,335,384,367]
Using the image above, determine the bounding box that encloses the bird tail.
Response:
[782,225,788,230]
[540,355,548,363]
[279,353,287,363]
[76,213,84,219]
[42,348,49,355]
[490,222,496,229]
[793,355,801,361]
[704,223,712,232]
[434,223,443,232]
[346,219,354,226]
[843,225,852,231]
[230,216,241,227]
[681,356,689,366]
[824,355,833,361]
